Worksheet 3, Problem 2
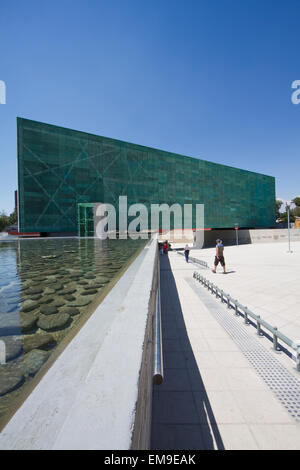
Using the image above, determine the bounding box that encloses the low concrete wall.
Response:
[248,228,300,244]
[0,237,158,450]
[158,229,194,244]
[195,228,300,248]
[131,252,158,449]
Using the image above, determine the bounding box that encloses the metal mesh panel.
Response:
[17,118,276,233]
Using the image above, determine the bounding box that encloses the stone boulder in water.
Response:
[37,313,71,332]
[0,336,23,361]
[23,333,55,353]
[21,300,39,313]
[22,349,50,377]
[68,298,92,307]
[40,305,58,315]
[0,367,24,396]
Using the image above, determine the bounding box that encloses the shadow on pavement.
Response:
[151,253,225,450]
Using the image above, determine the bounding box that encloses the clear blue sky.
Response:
[0,0,300,214]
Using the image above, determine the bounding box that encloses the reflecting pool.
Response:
[0,237,146,428]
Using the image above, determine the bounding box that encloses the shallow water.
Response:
[0,237,146,426]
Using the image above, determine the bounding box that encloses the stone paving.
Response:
[151,249,300,450]
[190,241,300,341]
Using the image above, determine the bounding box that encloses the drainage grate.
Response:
[187,278,300,423]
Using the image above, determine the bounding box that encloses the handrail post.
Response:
[234,300,239,316]
[227,295,230,308]
[244,307,249,325]
[257,315,263,337]
[294,342,300,372]
[273,327,280,352]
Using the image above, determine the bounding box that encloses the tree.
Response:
[280,210,295,223]
[294,206,300,218]
[0,210,9,232]
[0,208,17,232]
[8,209,17,225]
[276,199,283,219]
[292,197,300,207]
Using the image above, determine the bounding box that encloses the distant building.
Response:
[17,117,276,235]
[14,190,18,218]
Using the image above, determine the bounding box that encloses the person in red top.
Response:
[163,241,168,254]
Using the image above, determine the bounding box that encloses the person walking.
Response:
[184,244,190,263]
[212,239,226,274]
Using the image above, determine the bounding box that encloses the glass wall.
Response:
[17,118,276,233]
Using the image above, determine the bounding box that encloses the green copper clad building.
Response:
[17,117,276,235]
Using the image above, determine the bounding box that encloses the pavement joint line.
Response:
[187,276,300,424]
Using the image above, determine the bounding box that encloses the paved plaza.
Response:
[191,241,300,341]
[151,246,300,450]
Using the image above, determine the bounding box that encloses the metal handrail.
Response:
[177,251,208,269]
[193,271,300,371]
[153,260,164,385]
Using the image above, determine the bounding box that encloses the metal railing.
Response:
[153,261,164,385]
[177,251,208,269]
[193,271,300,371]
